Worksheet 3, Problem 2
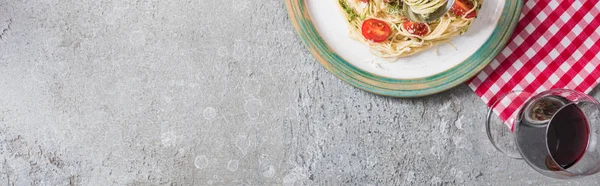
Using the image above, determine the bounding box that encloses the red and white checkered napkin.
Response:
[467,0,600,126]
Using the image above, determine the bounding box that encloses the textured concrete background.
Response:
[0,0,599,185]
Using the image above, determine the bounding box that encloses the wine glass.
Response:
[486,89,600,179]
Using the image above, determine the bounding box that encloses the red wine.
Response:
[546,104,589,169]
[515,96,590,172]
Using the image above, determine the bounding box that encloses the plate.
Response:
[286,0,523,97]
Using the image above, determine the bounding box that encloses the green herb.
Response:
[339,0,359,22]
[459,27,469,35]
[386,0,403,15]
[459,22,473,35]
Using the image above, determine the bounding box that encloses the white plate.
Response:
[286,0,522,97]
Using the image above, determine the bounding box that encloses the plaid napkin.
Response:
[467,0,600,126]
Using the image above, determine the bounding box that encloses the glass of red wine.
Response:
[486,89,600,179]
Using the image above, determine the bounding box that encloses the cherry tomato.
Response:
[361,19,391,42]
[402,20,429,36]
[450,0,477,18]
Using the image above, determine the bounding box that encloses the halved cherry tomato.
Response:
[450,0,477,18]
[361,19,391,42]
[402,20,429,36]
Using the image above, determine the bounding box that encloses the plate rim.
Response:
[286,0,523,98]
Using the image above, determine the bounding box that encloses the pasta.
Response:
[338,0,480,60]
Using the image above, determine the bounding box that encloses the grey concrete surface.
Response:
[0,0,599,185]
